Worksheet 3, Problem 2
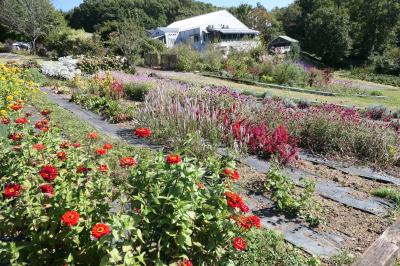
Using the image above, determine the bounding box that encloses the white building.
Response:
[150,10,260,53]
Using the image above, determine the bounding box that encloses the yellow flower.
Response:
[0,110,7,116]
[6,95,13,101]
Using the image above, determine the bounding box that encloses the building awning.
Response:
[212,28,259,35]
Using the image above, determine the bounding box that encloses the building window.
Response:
[194,34,200,43]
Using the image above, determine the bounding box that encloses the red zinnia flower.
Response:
[134,127,151,138]
[177,259,193,266]
[197,182,205,189]
[39,184,54,196]
[223,168,240,182]
[247,215,261,228]
[60,141,69,149]
[57,151,67,160]
[15,117,28,124]
[77,165,92,174]
[1,117,11,125]
[98,164,109,172]
[92,223,110,239]
[103,143,113,150]
[233,237,246,251]
[34,119,48,130]
[72,142,81,148]
[119,157,137,167]
[8,133,23,141]
[95,148,107,155]
[33,143,46,150]
[166,154,182,165]
[10,104,23,111]
[87,132,98,139]
[41,109,51,116]
[39,165,58,182]
[225,192,249,213]
[3,184,22,198]
[61,211,80,227]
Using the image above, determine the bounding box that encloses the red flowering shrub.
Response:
[39,165,58,181]
[60,141,69,149]
[92,223,111,239]
[225,192,249,213]
[34,119,48,130]
[61,211,80,227]
[1,117,11,125]
[8,132,23,141]
[72,142,81,148]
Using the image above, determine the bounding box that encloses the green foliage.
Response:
[264,166,322,227]
[276,0,400,67]
[370,46,400,76]
[22,67,47,84]
[46,28,102,58]
[0,0,64,54]
[372,188,400,206]
[106,19,165,65]
[304,3,351,65]
[66,0,217,33]
[71,93,135,123]
[230,229,321,266]
[272,62,306,86]
[77,56,134,74]
[124,82,155,102]
[329,251,356,266]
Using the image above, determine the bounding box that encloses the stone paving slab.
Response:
[243,191,346,257]
[300,152,400,185]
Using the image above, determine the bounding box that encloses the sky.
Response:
[53,0,294,12]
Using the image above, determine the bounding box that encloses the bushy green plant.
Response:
[371,47,400,76]
[167,44,200,72]
[124,82,156,102]
[77,56,134,74]
[272,62,306,86]
[71,93,135,123]
[230,229,320,266]
[264,166,323,227]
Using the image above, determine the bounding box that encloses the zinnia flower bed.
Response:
[0,68,263,264]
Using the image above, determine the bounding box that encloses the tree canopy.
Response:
[275,0,400,66]
[65,0,217,32]
[0,0,63,54]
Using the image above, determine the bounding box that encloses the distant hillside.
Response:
[66,0,218,32]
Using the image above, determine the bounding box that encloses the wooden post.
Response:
[352,218,400,266]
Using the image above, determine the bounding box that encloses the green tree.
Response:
[0,0,62,54]
[304,4,351,65]
[349,0,400,60]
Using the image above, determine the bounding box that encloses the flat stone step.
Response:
[241,190,346,258]
[300,152,400,185]
[236,154,393,216]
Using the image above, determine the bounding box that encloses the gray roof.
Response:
[277,35,299,43]
[213,28,259,35]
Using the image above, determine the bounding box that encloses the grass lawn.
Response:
[0,52,46,64]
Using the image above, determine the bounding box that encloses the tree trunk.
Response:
[31,38,37,55]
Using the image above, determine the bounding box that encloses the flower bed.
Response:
[0,64,274,265]
[135,80,400,167]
